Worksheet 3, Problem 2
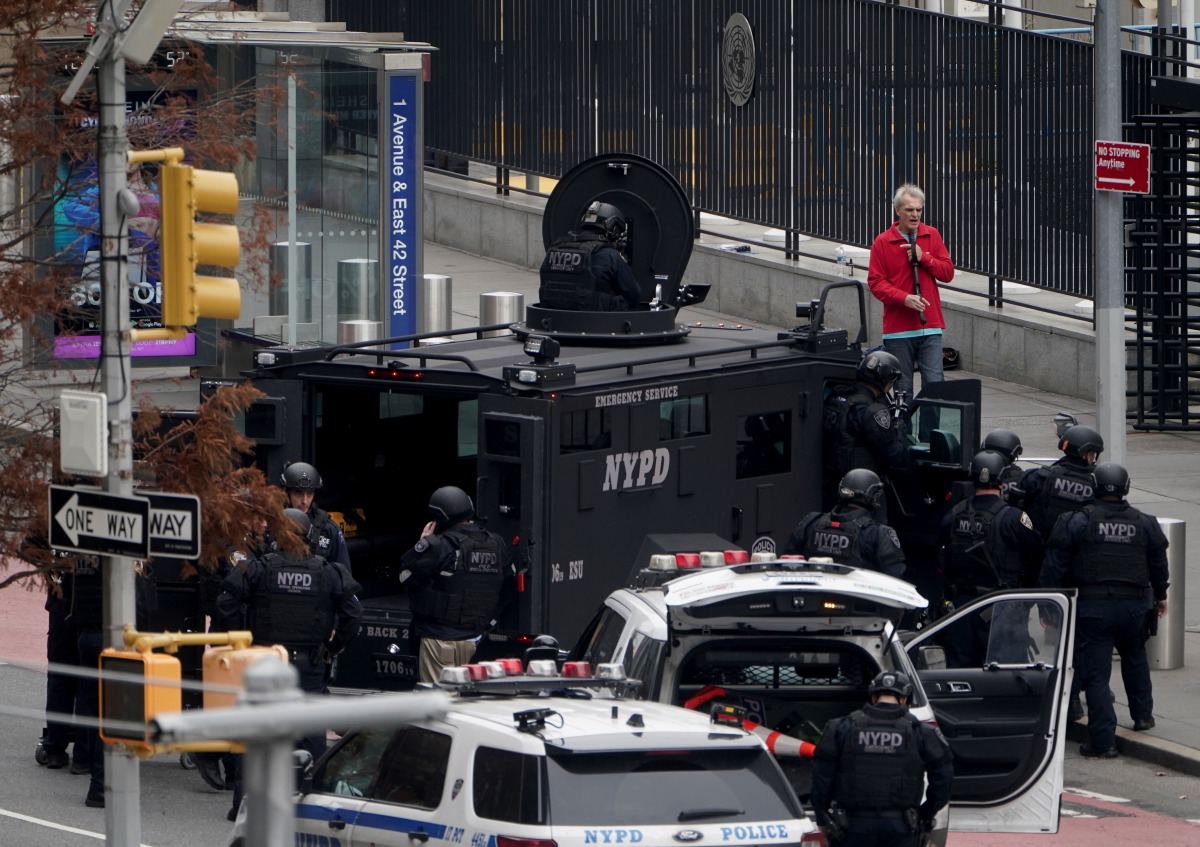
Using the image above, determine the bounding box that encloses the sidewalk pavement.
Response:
[423,239,1200,777]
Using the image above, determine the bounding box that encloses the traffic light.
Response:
[99,648,182,749]
[157,154,242,328]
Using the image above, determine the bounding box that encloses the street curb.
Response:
[1067,720,1200,778]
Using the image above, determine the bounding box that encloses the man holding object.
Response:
[867,184,956,400]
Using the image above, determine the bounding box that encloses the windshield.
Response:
[545,747,802,825]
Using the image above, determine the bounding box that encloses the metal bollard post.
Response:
[337,258,379,321]
[1147,517,1185,670]
[419,274,453,335]
[479,291,524,337]
[241,657,304,847]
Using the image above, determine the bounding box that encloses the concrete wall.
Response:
[423,176,1099,402]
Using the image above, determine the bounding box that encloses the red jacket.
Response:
[867,222,955,335]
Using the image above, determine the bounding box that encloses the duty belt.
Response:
[844,808,909,820]
[1077,584,1145,599]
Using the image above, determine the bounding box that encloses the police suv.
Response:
[229,662,823,847]
[570,554,1079,840]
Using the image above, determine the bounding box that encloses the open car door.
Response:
[905,588,1077,834]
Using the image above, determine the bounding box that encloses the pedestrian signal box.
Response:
[99,648,182,748]
[203,644,290,710]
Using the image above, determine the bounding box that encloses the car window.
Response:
[624,631,664,695]
[545,747,802,825]
[915,598,1055,669]
[575,606,627,665]
[312,727,395,797]
[370,726,451,808]
[473,746,546,824]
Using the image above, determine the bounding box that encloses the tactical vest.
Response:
[409,525,506,631]
[833,708,925,812]
[823,386,882,483]
[69,558,104,630]
[947,499,1023,591]
[997,464,1024,501]
[806,513,871,568]
[251,552,332,647]
[310,507,340,561]
[538,233,626,311]
[1030,461,1094,539]
[1068,502,1150,589]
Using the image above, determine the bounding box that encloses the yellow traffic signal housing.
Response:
[202,644,290,710]
[99,648,182,749]
[159,160,242,328]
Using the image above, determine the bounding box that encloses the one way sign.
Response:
[49,486,149,559]
[138,491,202,559]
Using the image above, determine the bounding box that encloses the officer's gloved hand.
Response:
[918,803,938,833]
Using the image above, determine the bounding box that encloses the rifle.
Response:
[906,232,927,326]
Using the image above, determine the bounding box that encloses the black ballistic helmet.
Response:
[280,461,322,491]
[981,429,1023,463]
[428,486,474,524]
[857,350,902,390]
[1059,425,1104,460]
[869,670,914,700]
[283,507,315,543]
[1093,462,1131,498]
[838,468,884,510]
[582,201,627,243]
[970,450,1009,487]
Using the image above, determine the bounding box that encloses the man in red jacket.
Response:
[866,184,956,401]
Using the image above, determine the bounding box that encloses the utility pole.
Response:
[62,0,185,840]
[1095,0,1127,465]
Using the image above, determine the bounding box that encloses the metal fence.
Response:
[331,0,1190,305]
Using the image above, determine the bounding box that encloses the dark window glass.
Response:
[472,746,546,824]
[485,419,522,457]
[312,728,395,797]
[735,410,791,478]
[370,726,451,808]
[659,396,709,440]
[575,608,626,666]
[560,408,613,453]
[545,747,801,825]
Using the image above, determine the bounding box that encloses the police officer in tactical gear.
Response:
[217,507,362,764]
[810,671,953,846]
[399,486,515,683]
[980,428,1024,500]
[784,468,907,580]
[280,461,351,569]
[538,201,641,311]
[936,451,1043,667]
[1012,424,1102,540]
[823,350,915,520]
[1040,463,1169,758]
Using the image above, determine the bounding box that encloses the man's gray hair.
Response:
[893,183,925,210]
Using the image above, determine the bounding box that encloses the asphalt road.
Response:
[0,662,235,847]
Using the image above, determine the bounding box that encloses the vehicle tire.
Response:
[180,752,196,770]
[34,742,49,766]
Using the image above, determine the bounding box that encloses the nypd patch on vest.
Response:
[272,570,318,595]
[873,409,892,429]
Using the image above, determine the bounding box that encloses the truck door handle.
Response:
[948,682,972,693]
[410,829,431,843]
[329,818,347,831]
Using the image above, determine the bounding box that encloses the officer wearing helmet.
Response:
[1040,463,1169,758]
[538,200,641,311]
[279,461,350,569]
[980,428,1025,500]
[783,468,907,579]
[217,507,363,764]
[823,349,916,518]
[399,486,515,683]
[1013,424,1102,540]
[936,451,1043,667]
[810,670,953,846]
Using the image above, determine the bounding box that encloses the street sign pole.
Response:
[1095,0,1127,466]
[97,27,142,845]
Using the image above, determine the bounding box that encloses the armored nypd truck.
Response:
[220,154,980,690]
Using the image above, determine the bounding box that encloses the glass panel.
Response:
[659,395,709,440]
[473,747,545,824]
[313,728,395,797]
[735,411,791,478]
[560,408,613,453]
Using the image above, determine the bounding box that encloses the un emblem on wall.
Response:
[722,13,756,107]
